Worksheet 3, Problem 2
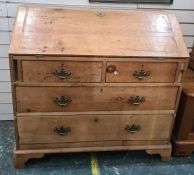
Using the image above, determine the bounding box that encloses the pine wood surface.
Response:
[9,6,189,167]
[20,140,169,150]
[16,86,178,112]
[106,61,177,83]
[9,6,189,58]
[22,61,103,83]
[17,114,173,144]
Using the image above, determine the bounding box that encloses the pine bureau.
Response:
[9,6,189,168]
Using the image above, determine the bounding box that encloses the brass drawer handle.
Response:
[133,65,150,80]
[54,126,71,136]
[128,96,145,105]
[54,96,72,106]
[125,124,141,134]
[53,64,72,79]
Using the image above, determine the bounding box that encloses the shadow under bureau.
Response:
[9,6,189,168]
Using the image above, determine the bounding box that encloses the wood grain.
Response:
[16,86,178,112]
[14,143,171,166]
[22,61,102,83]
[9,7,189,166]
[17,114,173,144]
[106,61,177,83]
[20,140,168,150]
[9,7,189,58]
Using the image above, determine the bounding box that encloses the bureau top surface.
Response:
[9,6,189,58]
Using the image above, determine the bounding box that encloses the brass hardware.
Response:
[106,65,117,73]
[53,64,72,79]
[133,65,150,80]
[96,11,105,17]
[54,126,71,136]
[128,96,145,105]
[54,96,72,106]
[125,124,141,134]
[34,54,43,57]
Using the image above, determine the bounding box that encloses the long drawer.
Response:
[16,86,178,112]
[106,62,177,83]
[18,114,173,144]
[22,61,103,83]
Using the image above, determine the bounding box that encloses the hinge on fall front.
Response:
[156,57,165,60]
[34,54,44,60]
[34,54,43,57]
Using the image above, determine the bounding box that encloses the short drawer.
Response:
[18,114,173,144]
[22,61,102,83]
[16,86,178,112]
[106,62,177,83]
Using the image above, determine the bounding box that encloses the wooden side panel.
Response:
[106,62,177,83]
[16,86,178,112]
[17,114,173,144]
[22,61,103,83]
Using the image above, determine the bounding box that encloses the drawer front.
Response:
[16,86,178,112]
[22,61,102,83]
[106,62,177,83]
[18,114,173,144]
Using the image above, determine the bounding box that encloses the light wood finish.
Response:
[16,110,175,116]
[22,61,102,83]
[20,140,168,150]
[14,146,44,169]
[16,86,178,112]
[9,56,20,149]
[14,144,171,168]
[14,144,171,154]
[106,62,177,83]
[13,56,188,62]
[14,82,182,87]
[9,6,189,168]
[9,7,189,58]
[17,114,173,144]
[146,145,172,161]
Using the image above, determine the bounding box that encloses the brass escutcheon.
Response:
[96,11,105,17]
[53,64,72,79]
[128,96,145,105]
[54,126,71,136]
[125,124,141,134]
[133,65,150,80]
[54,96,72,106]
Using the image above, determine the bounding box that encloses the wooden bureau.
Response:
[173,68,194,156]
[9,6,189,168]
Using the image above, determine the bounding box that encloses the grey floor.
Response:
[1,121,194,175]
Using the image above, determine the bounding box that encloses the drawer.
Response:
[106,62,177,83]
[18,114,173,144]
[22,61,102,83]
[16,86,178,112]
